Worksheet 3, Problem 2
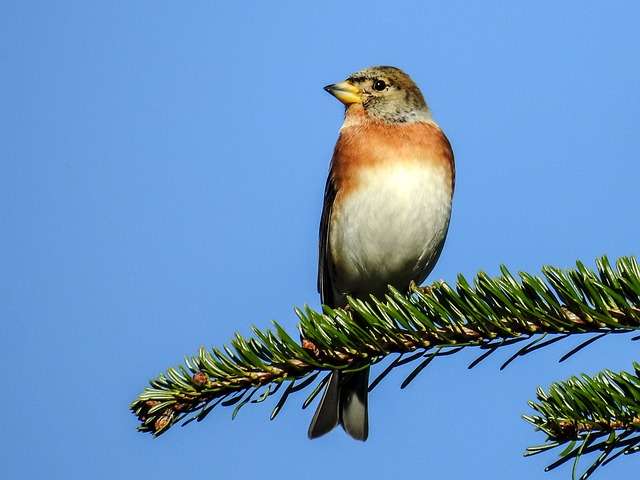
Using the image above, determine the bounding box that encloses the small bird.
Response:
[308,66,455,441]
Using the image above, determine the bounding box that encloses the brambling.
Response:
[308,66,455,441]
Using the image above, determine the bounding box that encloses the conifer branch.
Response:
[524,363,640,479]
[131,255,640,476]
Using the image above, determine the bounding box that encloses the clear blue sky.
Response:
[2,2,639,479]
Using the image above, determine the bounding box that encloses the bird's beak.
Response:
[324,81,362,105]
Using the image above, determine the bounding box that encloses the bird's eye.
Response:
[372,80,387,91]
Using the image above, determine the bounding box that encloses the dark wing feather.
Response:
[318,175,336,307]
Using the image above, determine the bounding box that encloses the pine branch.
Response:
[524,363,640,479]
[131,255,640,441]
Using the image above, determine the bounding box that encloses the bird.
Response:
[307,66,455,441]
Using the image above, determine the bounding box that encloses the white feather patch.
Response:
[330,160,451,299]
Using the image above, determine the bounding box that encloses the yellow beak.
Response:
[324,81,362,105]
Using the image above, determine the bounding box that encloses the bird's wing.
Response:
[318,174,336,307]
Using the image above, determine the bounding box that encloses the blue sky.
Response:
[2,2,639,479]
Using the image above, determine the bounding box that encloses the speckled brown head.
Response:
[324,66,434,124]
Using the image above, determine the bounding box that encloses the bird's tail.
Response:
[307,368,369,441]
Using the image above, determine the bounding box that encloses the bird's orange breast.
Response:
[329,119,455,196]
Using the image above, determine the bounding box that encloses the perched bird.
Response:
[308,66,455,441]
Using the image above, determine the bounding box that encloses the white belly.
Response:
[330,161,451,301]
